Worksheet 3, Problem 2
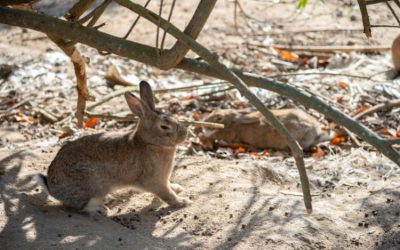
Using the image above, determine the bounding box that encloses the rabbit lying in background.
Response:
[201,108,331,150]
[392,34,400,74]
[37,81,190,215]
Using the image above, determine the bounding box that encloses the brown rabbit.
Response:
[202,108,331,150]
[392,34,400,73]
[37,81,190,214]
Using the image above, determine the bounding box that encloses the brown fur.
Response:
[202,108,330,150]
[42,81,190,214]
[392,34,400,73]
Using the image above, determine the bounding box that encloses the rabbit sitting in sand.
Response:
[201,108,331,150]
[37,81,191,215]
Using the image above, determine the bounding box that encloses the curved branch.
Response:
[151,0,217,69]
[0,5,314,211]
[114,0,312,213]
[177,59,400,166]
[0,7,398,167]
[0,0,37,5]
[1,6,400,212]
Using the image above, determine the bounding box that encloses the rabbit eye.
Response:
[214,116,223,122]
[160,125,170,130]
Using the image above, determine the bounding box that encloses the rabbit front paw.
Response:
[170,183,184,193]
[170,196,192,207]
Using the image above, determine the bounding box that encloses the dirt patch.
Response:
[1,136,400,249]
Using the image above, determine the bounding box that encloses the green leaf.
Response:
[296,0,308,9]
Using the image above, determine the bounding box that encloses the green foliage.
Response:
[296,0,308,9]
[296,0,324,9]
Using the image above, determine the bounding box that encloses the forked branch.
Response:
[114,0,312,213]
[1,5,400,211]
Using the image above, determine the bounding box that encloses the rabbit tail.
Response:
[35,174,50,195]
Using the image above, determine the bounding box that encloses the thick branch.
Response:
[1,7,400,212]
[353,99,400,120]
[53,1,99,128]
[177,59,400,166]
[65,0,96,21]
[155,0,217,69]
[0,7,163,66]
[357,0,372,37]
[0,0,38,5]
[114,0,312,212]
[0,7,398,167]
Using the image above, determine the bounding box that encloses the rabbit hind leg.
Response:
[82,197,108,215]
[52,186,107,215]
[169,183,184,193]
[49,185,90,210]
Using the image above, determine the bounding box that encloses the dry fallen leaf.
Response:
[235,147,246,154]
[249,152,258,157]
[355,103,372,114]
[185,95,197,100]
[379,128,396,136]
[233,100,247,109]
[249,150,269,158]
[15,113,33,123]
[84,117,99,128]
[192,112,203,120]
[338,82,349,90]
[59,132,70,139]
[336,95,345,104]
[279,50,299,63]
[311,146,325,158]
[330,131,347,145]
[331,136,346,145]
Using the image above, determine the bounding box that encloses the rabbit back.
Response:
[254,109,323,149]
[204,108,326,149]
[47,131,144,206]
[392,34,400,73]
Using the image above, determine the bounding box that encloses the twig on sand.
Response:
[280,190,320,197]
[353,99,400,120]
[180,120,224,129]
[36,108,59,123]
[87,80,227,111]
[105,65,135,88]
[248,43,390,53]
[1,98,32,113]
[85,111,135,121]
[239,27,364,36]
[344,127,362,147]
[267,72,372,80]
[85,111,224,128]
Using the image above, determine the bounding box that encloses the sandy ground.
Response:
[1,131,400,249]
[1,0,400,249]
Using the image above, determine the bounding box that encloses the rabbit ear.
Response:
[234,113,259,124]
[124,92,149,118]
[139,81,156,111]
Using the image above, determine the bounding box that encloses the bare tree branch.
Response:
[0,0,38,6]
[65,0,96,21]
[1,6,400,210]
[152,0,217,69]
[114,0,312,213]
[1,7,399,168]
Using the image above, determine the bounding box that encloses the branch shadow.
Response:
[0,149,196,249]
[359,188,400,250]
